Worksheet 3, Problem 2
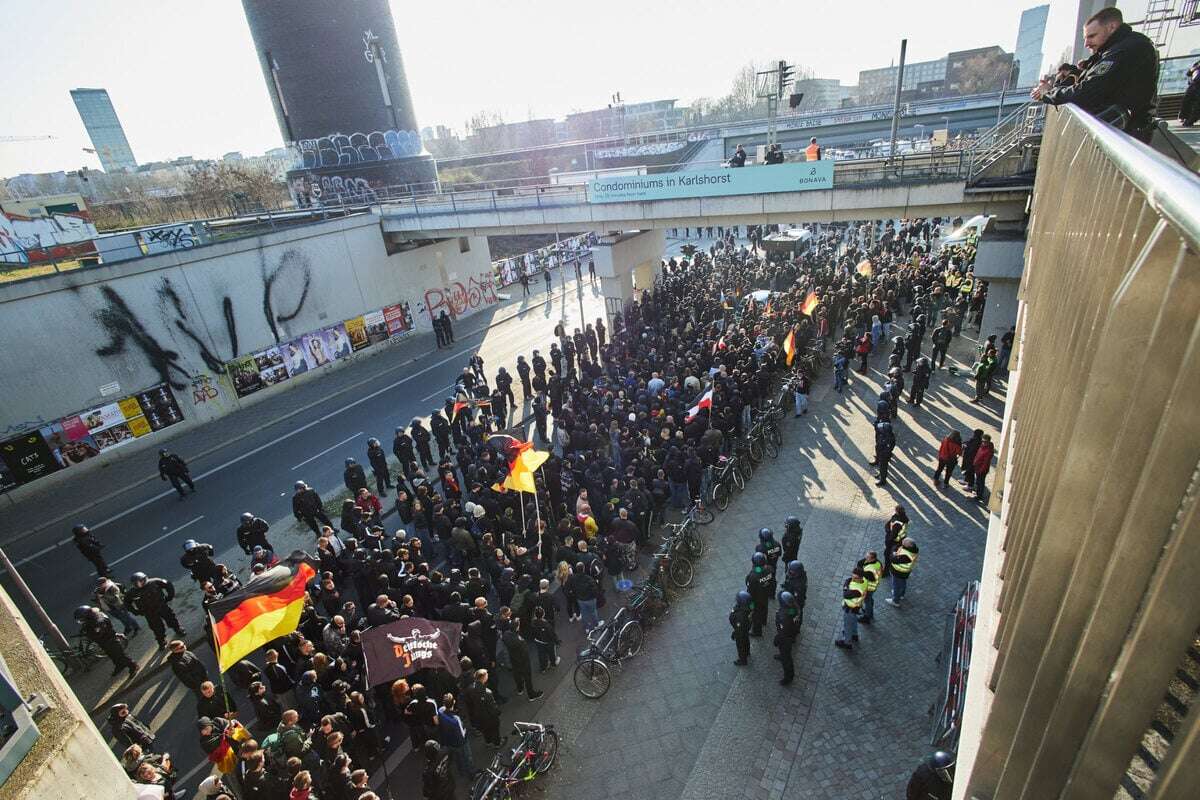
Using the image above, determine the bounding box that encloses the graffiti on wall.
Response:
[260,248,313,344]
[423,272,499,321]
[290,175,379,204]
[189,374,221,406]
[141,224,198,254]
[0,209,98,264]
[296,130,422,171]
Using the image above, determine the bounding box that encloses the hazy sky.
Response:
[0,0,1191,178]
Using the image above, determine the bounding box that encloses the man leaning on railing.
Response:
[1030,6,1158,142]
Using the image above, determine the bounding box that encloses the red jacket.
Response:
[973,442,995,474]
[938,436,962,462]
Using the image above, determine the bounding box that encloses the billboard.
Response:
[587,162,834,204]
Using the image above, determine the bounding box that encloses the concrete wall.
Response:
[0,216,492,441]
[974,234,1026,342]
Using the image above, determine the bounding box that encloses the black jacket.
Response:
[1043,24,1158,124]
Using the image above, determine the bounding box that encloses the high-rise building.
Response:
[857,58,948,105]
[69,88,137,173]
[1014,5,1050,87]
[240,0,436,200]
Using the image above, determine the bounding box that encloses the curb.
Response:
[3,284,582,549]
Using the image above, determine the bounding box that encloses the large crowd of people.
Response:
[78,216,990,800]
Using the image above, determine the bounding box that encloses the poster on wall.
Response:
[324,323,353,360]
[0,462,16,493]
[40,421,100,468]
[254,346,291,386]
[134,384,184,431]
[363,310,389,345]
[228,355,264,397]
[283,338,314,376]
[344,316,371,351]
[81,402,127,433]
[0,432,62,483]
[301,331,333,369]
[93,422,136,450]
[383,303,413,336]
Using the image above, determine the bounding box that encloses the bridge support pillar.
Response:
[591,230,665,326]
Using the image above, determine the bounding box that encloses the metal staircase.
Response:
[966,101,1046,185]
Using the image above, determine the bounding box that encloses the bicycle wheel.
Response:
[732,469,745,492]
[739,458,754,482]
[769,423,783,447]
[534,729,560,774]
[573,658,611,699]
[669,554,694,588]
[470,770,510,800]
[691,505,715,525]
[713,480,730,511]
[748,438,764,463]
[765,437,780,459]
[616,620,644,658]
[685,528,705,559]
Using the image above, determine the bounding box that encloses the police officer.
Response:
[411,418,434,470]
[774,591,801,686]
[910,356,932,407]
[158,449,195,498]
[366,437,392,496]
[782,561,808,626]
[292,480,331,533]
[906,750,955,800]
[874,421,896,487]
[343,458,368,495]
[756,527,782,580]
[393,426,416,468]
[235,512,273,555]
[857,551,884,624]
[126,572,186,649]
[744,552,775,637]
[729,591,752,666]
[516,356,533,400]
[834,567,868,650]
[1032,7,1158,142]
[930,319,953,368]
[781,516,803,564]
[75,605,138,679]
[495,367,516,410]
[72,524,110,577]
[180,540,221,585]
[422,739,455,800]
[904,324,922,372]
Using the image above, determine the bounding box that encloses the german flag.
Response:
[856,259,873,278]
[209,553,316,672]
[783,330,797,366]
[800,291,819,317]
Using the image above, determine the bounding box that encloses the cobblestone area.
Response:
[537,324,1002,800]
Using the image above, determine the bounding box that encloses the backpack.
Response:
[259,732,288,773]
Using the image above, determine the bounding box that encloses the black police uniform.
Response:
[782,569,808,626]
[236,517,273,554]
[74,530,110,577]
[781,524,802,564]
[729,605,751,665]
[83,611,137,676]
[127,577,185,646]
[745,566,775,636]
[774,607,800,684]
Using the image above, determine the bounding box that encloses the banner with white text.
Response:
[587,162,834,203]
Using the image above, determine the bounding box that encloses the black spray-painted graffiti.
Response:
[297,130,421,170]
[93,249,314,387]
[261,248,313,344]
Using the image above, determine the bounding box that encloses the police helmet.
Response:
[784,515,801,531]
[294,480,307,491]
[241,512,253,523]
[368,438,379,447]
[751,552,766,567]
[500,567,515,581]
[130,572,148,585]
[395,427,403,435]
[183,539,198,551]
[345,457,356,466]
[758,527,774,542]
[787,560,803,577]
[423,740,442,759]
[73,605,95,623]
[343,538,358,548]
[72,524,88,536]
[735,590,751,607]
[928,750,956,782]
[779,591,796,606]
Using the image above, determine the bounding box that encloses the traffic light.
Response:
[778,60,795,100]
[789,93,804,109]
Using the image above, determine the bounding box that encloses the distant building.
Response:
[790,78,855,113]
[857,58,947,105]
[222,151,244,161]
[1160,49,1200,94]
[1014,5,1050,87]
[945,46,1018,95]
[69,88,137,173]
[565,99,686,140]
[467,118,557,152]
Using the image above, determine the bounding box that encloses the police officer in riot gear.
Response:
[180,540,221,584]
[72,524,110,577]
[782,560,808,625]
[756,527,782,580]
[126,572,186,648]
[729,591,752,666]
[366,437,392,496]
[75,605,138,679]
[781,516,803,563]
[774,591,801,686]
[343,457,368,494]
[235,512,273,555]
[745,552,775,637]
[906,750,955,800]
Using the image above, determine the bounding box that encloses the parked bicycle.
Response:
[573,607,644,699]
[664,516,705,560]
[628,580,668,627]
[469,721,559,799]
[710,450,748,511]
[42,631,124,676]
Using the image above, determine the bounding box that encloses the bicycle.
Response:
[665,517,705,560]
[627,581,668,627]
[469,721,559,799]
[653,536,694,589]
[572,608,644,699]
[687,500,714,526]
[42,632,122,676]
[710,453,744,511]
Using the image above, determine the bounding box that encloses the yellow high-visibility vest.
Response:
[892,547,918,575]
[845,577,868,609]
[861,560,883,592]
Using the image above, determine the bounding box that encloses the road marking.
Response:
[176,756,216,787]
[291,431,363,471]
[421,383,454,402]
[109,516,205,568]
[11,288,599,566]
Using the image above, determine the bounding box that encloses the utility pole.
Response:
[0,547,77,667]
[756,61,794,148]
[888,39,908,165]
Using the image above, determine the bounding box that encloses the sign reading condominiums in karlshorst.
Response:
[586,162,834,204]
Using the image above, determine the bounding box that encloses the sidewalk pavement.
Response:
[533,323,1003,800]
[0,274,585,546]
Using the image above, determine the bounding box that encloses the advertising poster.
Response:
[324,323,353,361]
[93,422,136,450]
[0,462,16,493]
[118,396,143,420]
[344,316,371,351]
[363,310,389,344]
[254,346,290,386]
[40,421,100,468]
[82,402,127,433]
[0,432,62,483]
[383,303,412,336]
[228,355,264,397]
[61,415,94,441]
[127,416,153,437]
[301,331,333,369]
[134,385,184,431]
[281,338,311,377]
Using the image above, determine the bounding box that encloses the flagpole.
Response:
[534,467,544,574]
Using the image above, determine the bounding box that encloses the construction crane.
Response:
[0,135,57,143]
